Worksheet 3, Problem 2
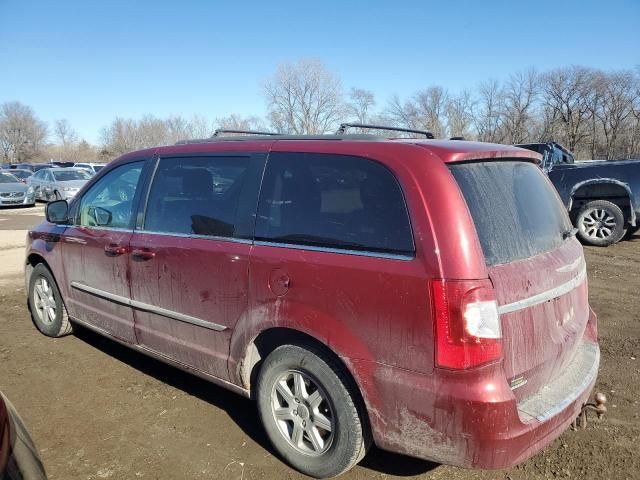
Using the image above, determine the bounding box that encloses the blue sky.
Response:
[1,0,638,143]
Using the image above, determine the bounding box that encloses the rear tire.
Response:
[28,264,73,337]
[575,200,626,247]
[256,344,370,478]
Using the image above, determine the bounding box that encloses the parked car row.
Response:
[27,127,602,477]
[0,162,105,207]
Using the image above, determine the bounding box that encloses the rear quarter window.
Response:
[449,160,572,266]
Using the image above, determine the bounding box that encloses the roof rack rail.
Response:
[450,136,465,140]
[336,123,434,139]
[212,129,279,137]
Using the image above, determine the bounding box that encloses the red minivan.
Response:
[25,130,599,478]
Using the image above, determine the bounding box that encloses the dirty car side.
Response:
[25,138,599,472]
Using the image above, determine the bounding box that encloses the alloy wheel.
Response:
[270,369,335,456]
[579,207,617,241]
[33,276,57,325]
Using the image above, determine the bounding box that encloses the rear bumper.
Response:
[353,339,599,469]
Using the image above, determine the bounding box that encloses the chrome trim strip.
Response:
[135,229,252,245]
[555,257,582,273]
[129,300,227,331]
[71,226,134,233]
[254,240,414,261]
[497,265,587,315]
[71,281,130,305]
[70,281,227,331]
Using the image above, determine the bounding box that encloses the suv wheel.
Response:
[28,264,73,337]
[256,344,369,478]
[576,200,626,247]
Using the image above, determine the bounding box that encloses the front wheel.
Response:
[28,264,73,337]
[256,344,370,478]
[575,200,626,247]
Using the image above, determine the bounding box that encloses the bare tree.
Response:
[214,114,265,133]
[473,79,505,143]
[264,59,345,134]
[542,66,596,153]
[501,69,540,143]
[165,115,192,144]
[188,114,215,138]
[386,87,448,137]
[347,88,376,125]
[0,101,48,162]
[53,119,78,146]
[446,90,474,138]
[594,70,638,159]
[100,117,143,156]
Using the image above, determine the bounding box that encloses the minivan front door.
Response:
[62,161,145,343]
[128,154,263,381]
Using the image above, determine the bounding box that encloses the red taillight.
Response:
[431,279,502,369]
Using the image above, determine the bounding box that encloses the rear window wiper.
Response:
[562,227,579,240]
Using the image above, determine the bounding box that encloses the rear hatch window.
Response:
[448,160,572,266]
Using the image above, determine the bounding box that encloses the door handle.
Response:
[131,248,156,261]
[104,244,128,257]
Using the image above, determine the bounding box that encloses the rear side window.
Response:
[449,161,572,266]
[143,156,250,238]
[255,152,414,256]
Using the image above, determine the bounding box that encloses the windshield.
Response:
[52,170,91,181]
[0,173,19,184]
[11,170,31,180]
[94,165,104,172]
[449,160,572,266]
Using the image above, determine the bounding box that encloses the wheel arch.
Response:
[238,327,373,433]
[569,178,636,226]
[25,252,51,290]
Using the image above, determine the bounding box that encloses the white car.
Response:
[73,162,106,175]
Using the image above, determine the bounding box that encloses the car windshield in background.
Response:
[93,165,104,172]
[0,173,19,184]
[449,160,572,266]
[11,171,31,180]
[52,170,90,181]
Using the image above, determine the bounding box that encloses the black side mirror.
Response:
[46,200,69,224]
[90,206,112,226]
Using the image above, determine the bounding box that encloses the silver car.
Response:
[27,167,91,202]
[0,171,36,207]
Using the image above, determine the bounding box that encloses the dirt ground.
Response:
[0,205,638,480]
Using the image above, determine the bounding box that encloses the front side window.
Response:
[78,162,143,229]
[255,153,414,256]
[143,156,250,238]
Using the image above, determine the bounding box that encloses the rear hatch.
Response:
[449,160,590,403]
